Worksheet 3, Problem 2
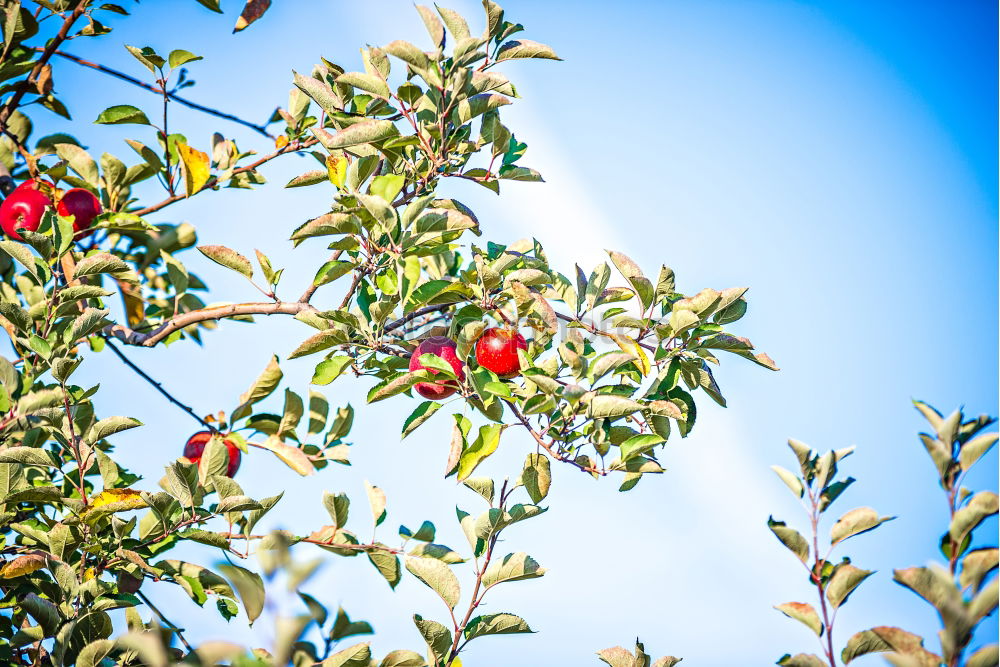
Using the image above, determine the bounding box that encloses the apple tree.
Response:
[3,0,936,665]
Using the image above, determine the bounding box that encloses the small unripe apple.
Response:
[409,336,465,400]
[56,187,102,236]
[475,327,527,379]
[0,185,53,241]
[183,431,241,477]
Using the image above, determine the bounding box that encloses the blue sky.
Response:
[27,0,998,664]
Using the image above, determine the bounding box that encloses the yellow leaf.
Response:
[90,488,146,510]
[82,488,148,521]
[176,141,211,197]
[610,334,650,376]
[261,435,314,476]
[326,155,348,188]
[275,135,289,150]
[116,278,145,328]
[0,552,46,578]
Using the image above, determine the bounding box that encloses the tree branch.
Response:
[103,301,315,347]
[42,48,276,139]
[503,399,606,476]
[0,3,87,126]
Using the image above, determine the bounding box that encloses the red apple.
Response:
[56,188,102,236]
[0,186,53,241]
[409,336,465,400]
[183,431,241,477]
[14,178,55,194]
[475,327,527,379]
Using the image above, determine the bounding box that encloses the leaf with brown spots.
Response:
[233,0,271,33]
[0,552,46,578]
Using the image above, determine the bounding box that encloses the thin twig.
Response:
[131,137,318,217]
[101,336,213,431]
[383,303,453,334]
[136,589,194,653]
[504,399,605,476]
[42,48,276,138]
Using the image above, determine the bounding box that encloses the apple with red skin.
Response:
[475,327,527,379]
[409,336,466,400]
[0,180,54,241]
[56,188,102,236]
[183,431,241,477]
[14,178,55,194]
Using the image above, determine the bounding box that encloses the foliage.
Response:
[0,0,779,664]
[768,402,998,667]
[0,1,992,666]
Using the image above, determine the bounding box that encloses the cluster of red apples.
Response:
[409,327,528,400]
[0,178,102,241]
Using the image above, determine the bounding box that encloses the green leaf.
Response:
[768,517,809,563]
[960,548,998,592]
[605,250,654,310]
[496,39,561,61]
[217,564,264,625]
[462,478,494,505]
[408,542,465,564]
[197,245,253,279]
[289,330,347,360]
[774,602,822,636]
[324,642,372,667]
[413,615,452,667]
[831,507,894,545]
[313,260,354,287]
[124,44,164,72]
[364,480,386,527]
[960,432,998,471]
[587,395,645,419]
[520,453,551,504]
[313,120,399,149]
[776,655,827,667]
[331,606,373,641]
[950,491,998,543]
[370,173,405,203]
[232,355,282,421]
[457,424,504,482]
[379,650,426,667]
[405,556,460,609]
[336,71,391,98]
[367,549,401,589]
[463,612,533,640]
[367,370,433,403]
[312,356,352,386]
[402,401,442,439]
[482,552,545,589]
[771,465,804,498]
[967,645,999,667]
[94,105,150,125]
[826,564,874,609]
[383,39,430,69]
[842,626,939,665]
[323,491,350,529]
[167,49,202,68]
